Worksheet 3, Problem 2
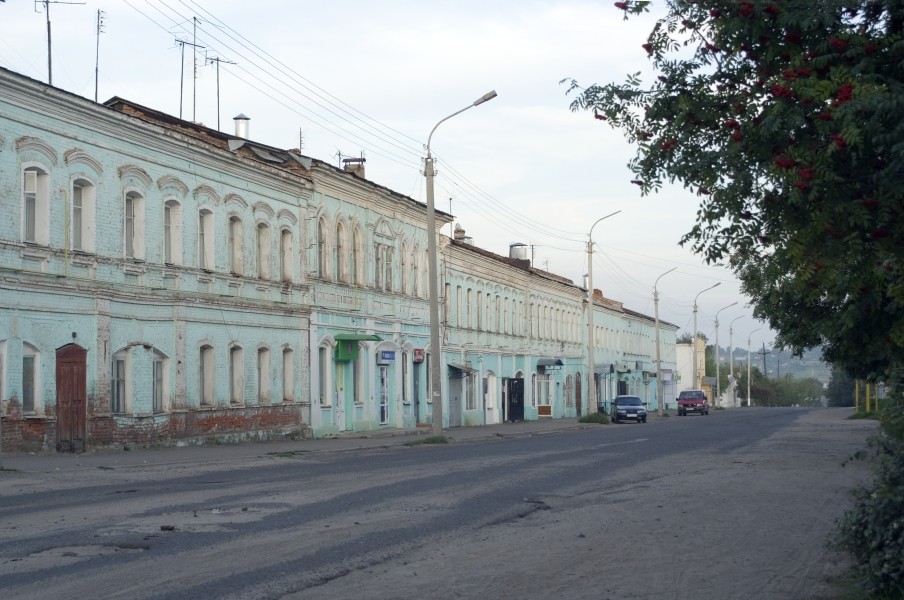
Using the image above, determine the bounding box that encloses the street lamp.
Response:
[714,302,738,408]
[692,282,720,391]
[653,267,677,416]
[586,211,621,417]
[747,327,762,407]
[728,315,744,407]
[425,90,497,436]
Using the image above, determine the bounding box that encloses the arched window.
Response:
[336,222,347,282]
[229,216,243,275]
[230,345,244,404]
[317,217,329,279]
[125,190,146,260]
[257,223,271,279]
[257,347,271,402]
[164,200,182,265]
[351,227,362,285]
[199,344,215,406]
[22,167,49,245]
[282,348,294,402]
[280,228,293,282]
[198,208,214,270]
[71,178,96,253]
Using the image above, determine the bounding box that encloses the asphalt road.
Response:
[0,408,876,600]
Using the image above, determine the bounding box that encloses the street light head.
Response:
[473,90,498,106]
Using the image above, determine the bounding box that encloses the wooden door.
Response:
[56,344,87,453]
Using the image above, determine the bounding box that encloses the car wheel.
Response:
[641,417,647,423]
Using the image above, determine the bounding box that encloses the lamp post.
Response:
[728,315,744,407]
[713,302,737,408]
[747,327,762,407]
[585,211,621,417]
[653,267,676,416]
[425,90,497,436]
[692,283,720,391]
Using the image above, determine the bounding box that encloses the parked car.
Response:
[677,389,709,416]
[611,395,647,423]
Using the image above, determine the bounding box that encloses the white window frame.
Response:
[257,223,271,279]
[111,350,129,414]
[163,200,183,265]
[317,218,328,279]
[319,345,332,406]
[22,167,50,245]
[198,208,214,270]
[229,215,244,275]
[124,190,146,260]
[280,228,293,282]
[152,350,169,413]
[22,342,41,414]
[335,222,347,282]
[70,178,96,253]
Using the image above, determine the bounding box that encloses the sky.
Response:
[0,0,779,355]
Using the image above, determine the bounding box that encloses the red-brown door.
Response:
[56,344,87,453]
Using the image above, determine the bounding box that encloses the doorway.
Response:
[507,378,524,421]
[56,343,87,453]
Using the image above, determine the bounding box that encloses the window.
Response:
[71,179,96,252]
[199,209,214,270]
[257,223,271,279]
[319,346,330,405]
[199,344,214,406]
[230,346,244,404]
[375,244,392,291]
[258,347,271,402]
[163,200,182,265]
[229,216,243,275]
[411,248,420,297]
[280,229,293,282]
[153,356,164,413]
[402,351,409,404]
[23,167,49,245]
[282,348,294,402]
[22,343,40,414]
[401,245,410,295]
[317,218,328,278]
[124,191,145,260]
[350,228,361,285]
[465,372,476,411]
[457,286,464,328]
[111,352,127,414]
[335,222,346,282]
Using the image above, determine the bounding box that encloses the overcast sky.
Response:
[1,0,780,353]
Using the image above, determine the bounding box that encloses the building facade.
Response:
[0,66,677,452]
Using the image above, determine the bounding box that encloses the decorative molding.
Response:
[157,175,189,197]
[192,184,221,205]
[117,164,153,188]
[223,193,248,209]
[252,201,275,218]
[16,136,59,166]
[277,208,298,225]
[64,149,104,175]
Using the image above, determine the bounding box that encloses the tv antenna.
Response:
[35,0,86,85]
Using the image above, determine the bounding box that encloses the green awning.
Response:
[334,333,382,341]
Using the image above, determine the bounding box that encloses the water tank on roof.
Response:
[509,243,528,261]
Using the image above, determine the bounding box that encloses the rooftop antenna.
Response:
[174,38,203,119]
[94,9,105,102]
[35,0,86,86]
[298,128,304,151]
[205,53,235,131]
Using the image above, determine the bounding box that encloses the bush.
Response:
[579,412,610,424]
[834,404,904,598]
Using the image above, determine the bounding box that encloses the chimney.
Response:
[453,224,466,241]
[509,242,528,261]
[233,114,250,139]
[342,157,366,178]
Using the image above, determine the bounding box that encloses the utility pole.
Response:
[761,343,767,378]
[36,0,85,86]
[94,9,105,102]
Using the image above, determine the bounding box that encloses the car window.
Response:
[617,396,642,406]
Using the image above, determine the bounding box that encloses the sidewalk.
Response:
[0,417,597,474]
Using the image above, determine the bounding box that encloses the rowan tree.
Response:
[565,0,904,384]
